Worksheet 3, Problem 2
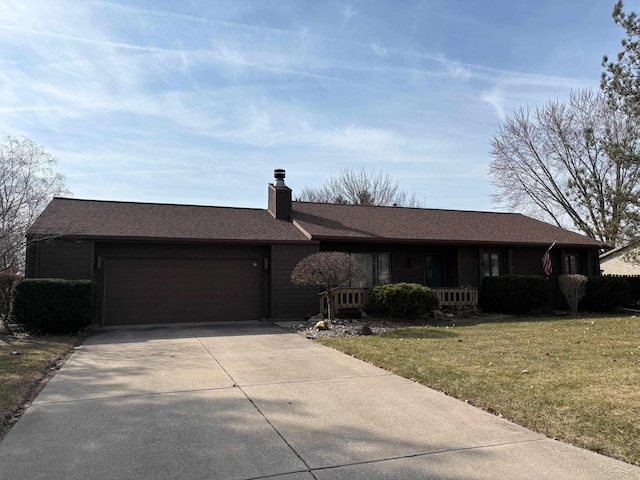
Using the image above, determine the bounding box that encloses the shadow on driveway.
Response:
[0,321,637,480]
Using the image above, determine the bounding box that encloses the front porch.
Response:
[319,286,479,316]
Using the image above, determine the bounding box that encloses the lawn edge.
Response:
[0,333,88,442]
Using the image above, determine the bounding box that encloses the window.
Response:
[564,254,581,274]
[351,253,391,287]
[483,253,501,277]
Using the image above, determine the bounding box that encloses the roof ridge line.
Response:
[51,197,267,212]
[291,200,518,215]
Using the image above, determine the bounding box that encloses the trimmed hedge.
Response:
[580,276,630,312]
[0,272,21,322]
[624,276,640,306]
[479,275,547,314]
[12,279,95,333]
[369,282,439,318]
[601,275,640,307]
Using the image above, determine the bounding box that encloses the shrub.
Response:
[452,304,480,318]
[369,283,439,319]
[0,271,21,322]
[602,275,640,307]
[623,275,640,306]
[12,279,95,333]
[558,274,588,314]
[479,275,547,314]
[581,276,630,312]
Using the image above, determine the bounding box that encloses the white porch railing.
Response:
[318,286,478,314]
[319,287,367,315]
[434,287,478,307]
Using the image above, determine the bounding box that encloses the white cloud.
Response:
[371,43,387,57]
[480,89,506,120]
[341,5,357,20]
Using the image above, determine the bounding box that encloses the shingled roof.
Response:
[29,197,604,248]
[28,198,310,243]
[291,202,604,248]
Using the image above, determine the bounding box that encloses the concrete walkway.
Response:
[0,321,638,480]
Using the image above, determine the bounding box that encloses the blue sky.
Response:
[0,1,633,211]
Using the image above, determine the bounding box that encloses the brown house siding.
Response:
[28,239,93,280]
[511,247,546,276]
[389,245,430,285]
[510,246,599,278]
[457,246,479,286]
[271,243,319,319]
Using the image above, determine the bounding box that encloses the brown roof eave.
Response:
[28,234,318,246]
[311,235,604,249]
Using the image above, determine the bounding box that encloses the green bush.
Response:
[12,279,95,333]
[369,283,439,318]
[625,276,640,306]
[479,275,548,314]
[0,272,21,322]
[580,276,630,312]
[603,275,640,307]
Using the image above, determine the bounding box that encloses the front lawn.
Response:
[0,331,82,439]
[317,315,640,466]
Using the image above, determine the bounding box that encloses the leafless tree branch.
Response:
[296,167,424,207]
[489,89,640,247]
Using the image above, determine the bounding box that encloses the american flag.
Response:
[542,242,555,277]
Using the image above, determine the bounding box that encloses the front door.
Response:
[425,255,444,288]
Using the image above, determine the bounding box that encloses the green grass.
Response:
[318,315,640,466]
[0,332,81,438]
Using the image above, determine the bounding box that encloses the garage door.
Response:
[103,258,260,325]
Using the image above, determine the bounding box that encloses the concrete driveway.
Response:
[0,321,638,480]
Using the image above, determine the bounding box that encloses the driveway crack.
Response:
[191,329,319,479]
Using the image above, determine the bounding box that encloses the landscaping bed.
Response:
[290,311,508,338]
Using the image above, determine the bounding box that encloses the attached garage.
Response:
[103,257,261,325]
[24,175,323,325]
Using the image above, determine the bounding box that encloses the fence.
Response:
[319,287,367,315]
[319,286,479,315]
[433,287,478,307]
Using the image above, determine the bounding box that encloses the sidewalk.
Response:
[0,321,637,479]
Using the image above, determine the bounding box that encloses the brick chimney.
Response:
[268,169,292,220]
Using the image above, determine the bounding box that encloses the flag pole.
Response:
[542,241,557,313]
[542,241,556,278]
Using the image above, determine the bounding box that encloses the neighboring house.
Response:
[26,170,604,326]
[600,244,640,275]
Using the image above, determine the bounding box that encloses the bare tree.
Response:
[0,135,68,272]
[291,252,365,320]
[296,167,424,207]
[0,136,68,334]
[489,89,640,247]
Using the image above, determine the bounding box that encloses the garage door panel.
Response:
[104,258,260,325]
